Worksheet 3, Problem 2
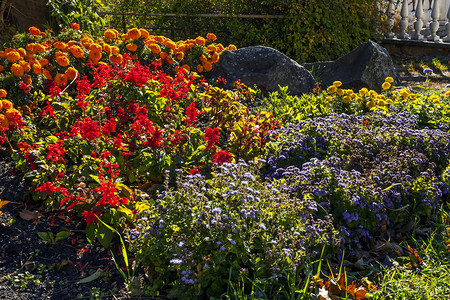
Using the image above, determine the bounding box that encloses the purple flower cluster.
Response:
[264,112,450,248]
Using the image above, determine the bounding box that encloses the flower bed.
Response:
[0,25,449,299]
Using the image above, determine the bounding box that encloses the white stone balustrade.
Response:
[385,0,450,43]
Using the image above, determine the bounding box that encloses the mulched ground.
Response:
[0,149,153,300]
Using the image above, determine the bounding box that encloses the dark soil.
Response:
[0,150,154,300]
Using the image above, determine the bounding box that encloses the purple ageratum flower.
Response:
[211,207,222,214]
[423,68,433,75]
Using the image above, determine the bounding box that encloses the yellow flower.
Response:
[377,99,386,106]
[325,96,333,102]
[385,77,394,83]
[366,100,376,108]
[399,88,410,98]
[359,88,369,96]
[381,82,391,90]
[333,81,342,87]
[445,91,450,98]
[337,88,344,96]
[429,94,440,104]
[327,85,337,94]
[342,95,351,103]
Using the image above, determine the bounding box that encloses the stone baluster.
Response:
[443,3,450,42]
[398,0,411,39]
[387,1,397,38]
[412,0,425,39]
[428,0,442,41]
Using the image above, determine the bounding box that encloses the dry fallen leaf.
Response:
[19,210,43,221]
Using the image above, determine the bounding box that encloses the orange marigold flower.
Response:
[149,43,161,54]
[126,43,138,52]
[55,54,70,67]
[165,40,177,51]
[211,52,219,63]
[197,64,204,73]
[206,33,217,41]
[103,44,111,53]
[111,46,120,55]
[70,23,80,30]
[121,34,129,41]
[166,56,175,64]
[90,43,103,52]
[67,40,77,47]
[54,73,67,87]
[17,48,27,57]
[54,41,68,52]
[195,36,206,46]
[43,69,52,80]
[104,29,117,40]
[22,74,32,85]
[202,61,212,72]
[65,67,78,81]
[6,51,21,63]
[140,29,149,39]
[38,58,49,67]
[0,114,9,128]
[0,101,2,111]
[0,50,5,57]
[199,55,207,63]
[109,54,122,64]
[160,52,168,60]
[0,89,6,98]
[29,26,41,36]
[19,60,31,73]
[11,63,24,77]
[33,63,42,75]
[227,44,237,51]
[33,44,46,54]
[88,50,102,63]
[69,45,84,58]
[127,28,141,40]
[5,108,20,119]
[176,52,184,61]
[26,43,35,52]
[2,100,13,110]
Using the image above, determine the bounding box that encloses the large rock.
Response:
[207,46,316,95]
[304,41,400,92]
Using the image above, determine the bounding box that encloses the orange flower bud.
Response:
[70,23,80,30]
[28,26,41,36]
[206,33,217,41]
[0,114,9,129]
[0,89,6,98]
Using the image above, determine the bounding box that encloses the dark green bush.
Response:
[103,0,386,62]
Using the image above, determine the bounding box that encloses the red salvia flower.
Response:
[212,150,233,165]
[46,140,67,164]
[35,181,68,194]
[204,127,220,150]
[41,101,56,118]
[184,102,201,127]
[78,117,101,141]
[81,210,102,226]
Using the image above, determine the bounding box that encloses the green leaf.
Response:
[97,224,113,248]
[55,231,71,242]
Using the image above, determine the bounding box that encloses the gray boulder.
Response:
[303,41,400,92]
[207,46,316,95]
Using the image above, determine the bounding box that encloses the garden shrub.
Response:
[104,0,386,62]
